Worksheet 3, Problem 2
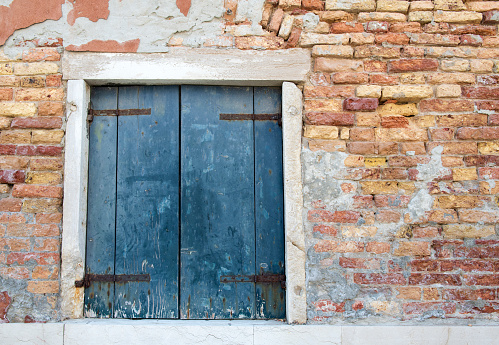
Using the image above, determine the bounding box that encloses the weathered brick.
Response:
[411,33,460,46]
[478,142,499,155]
[15,88,64,101]
[12,185,62,198]
[403,302,456,314]
[25,172,61,185]
[409,273,461,286]
[314,58,363,72]
[443,289,496,301]
[482,10,499,25]
[354,273,406,285]
[38,102,63,117]
[354,46,401,59]
[319,11,353,23]
[308,139,347,152]
[11,117,62,129]
[363,60,387,72]
[358,12,406,23]
[305,99,343,113]
[394,242,431,257]
[306,112,355,126]
[304,86,355,98]
[330,22,364,33]
[325,0,376,12]
[343,98,378,111]
[314,240,364,253]
[312,45,353,58]
[381,85,433,102]
[342,226,377,237]
[13,62,59,76]
[375,128,428,141]
[27,281,59,294]
[435,195,484,209]
[463,275,499,286]
[479,167,499,179]
[350,128,375,141]
[369,75,398,86]
[333,72,368,84]
[420,99,474,112]
[235,36,285,50]
[434,11,482,24]
[301,33,349,47]
[388,59,438,73]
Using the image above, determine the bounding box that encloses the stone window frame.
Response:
[60,48,310,323]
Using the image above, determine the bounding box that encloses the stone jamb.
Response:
[61,49,310,323]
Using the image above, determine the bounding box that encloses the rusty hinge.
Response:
[220,274,286,289]
[87,108,152,123]
[75,273,150,288]
[219,113,282,126]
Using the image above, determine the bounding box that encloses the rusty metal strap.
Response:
[75,274,150,288]
[219,113,281,121]
[89,108,152,117]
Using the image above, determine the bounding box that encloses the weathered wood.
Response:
[254,87,285,319]
[180,85,255,319]
[114,86,180,318]
[85,86,118,318]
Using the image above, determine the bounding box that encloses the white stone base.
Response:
[1,321,499,345]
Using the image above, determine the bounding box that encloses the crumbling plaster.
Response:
[1,0,263,58]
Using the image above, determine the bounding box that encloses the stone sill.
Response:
[2,321,499,345]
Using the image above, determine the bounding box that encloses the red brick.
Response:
[463,274,499,286]
[420,99,474,113]
[464,155,499,167]
[16,146,63,156]
[364,60,387,72]
[0,198,22,212]
[346,168,380,180]
[462,86,499,99]
[388,156,430,167]
[6,252,59,265]
[10,117,62,129]
[33,224,59,236]
[443,288,496,301]
[409,273,462,286]
[0,88,13,101]
[313,225,338,236]
[22,48,60,62]
[483,11,499,25]
[314,240,364,253]
[352,195,374,209]
[369,74,398,85]
[450,25,497,36]
[304,85,355,98]
[343,98,378,112]
[475,100,499,112]
[454,246,499,259]
[6,224,33,236]
[479,167,499,179]
[332,72,368,84]
[374,195,411,208]
[459,127,499,140]
[350,128,375,141]
[381,116,409,128]
[378,142,398,155]
[410,259,439,272]
[424,23,450,34]
[460,34,482,46]
[375,210,401,223]
[34,238,59,251]
[354,273,406,285]
[390,22,422,33]
[366,242,390,254]
[388,59,438,73]
[403,302,456,315]
[401,46,425,58]
[308,210,334,222]
[478,75,499,86]
[332,211,360,223]
[375,33,409,45]
[1,238,30,251]
[411,33,460,46]
[12,185,62,198]
[45,75,62,87]
[36,213,62,224]
[330,22,363,33]
[285,27,301,48]
[0,170,25,183]
[355,46,400,59]
[305,112,355,126]
[339,257,381,269]
[302,0,323,10]
[427,142,477,155]
[413,226,439,238]
[490,114,499,125]
[38,102,63,116]
[381,168,408,180]
[348,142,375,154]
[0,267,30,279]
[430,128,454,141]
[0,145,16,155]
[441,259,495,272]
[0,291,10,322]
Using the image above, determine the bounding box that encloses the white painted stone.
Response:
[0,323,64,345]
[282,82,306,324]
[254,325,341,344]
[342,326,450,345]
[61,80,90,319]
[62,49,311,86]
[65,320,255,345]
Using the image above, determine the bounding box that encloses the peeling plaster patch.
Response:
[67,0,110,26]
[176,0,192,16]
[66,39,140,52]
[235,0,265,24]
[0,0,65,45]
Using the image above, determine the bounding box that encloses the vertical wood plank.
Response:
[85,86,118,318]
[180,85,255,319]
[254,87,285,319]
[114,86,180,318]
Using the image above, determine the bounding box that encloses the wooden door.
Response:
[85,85,284,319]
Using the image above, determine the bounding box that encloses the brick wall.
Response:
[2,0,499,323]
[0,43,64,322]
